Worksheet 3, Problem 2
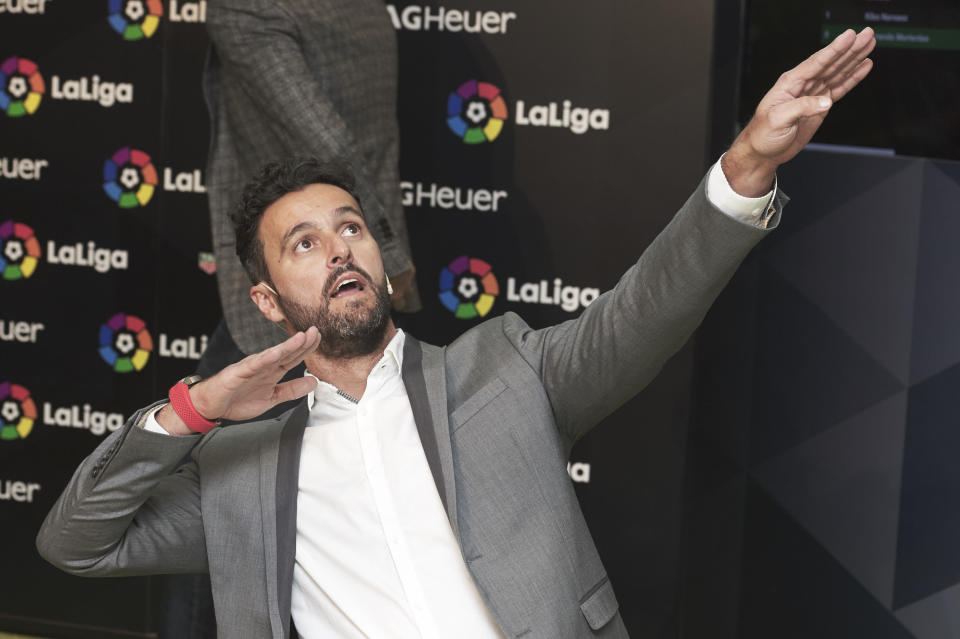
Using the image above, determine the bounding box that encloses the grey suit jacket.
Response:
[37,178,783,638]
[205,0,417,355]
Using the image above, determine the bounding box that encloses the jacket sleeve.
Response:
[205,0,410,276]
[36,402,209,577]
[502,173,785,444]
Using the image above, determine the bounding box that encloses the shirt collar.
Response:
[305,329,405,410]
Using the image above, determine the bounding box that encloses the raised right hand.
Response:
[157,327,321,435]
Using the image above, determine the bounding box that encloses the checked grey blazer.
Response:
[37,178,784,638]
[205,0,417,356]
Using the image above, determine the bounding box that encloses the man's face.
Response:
[255,183,391,359]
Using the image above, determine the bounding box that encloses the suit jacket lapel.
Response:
[259,400,309,639]
[402,336,460,542]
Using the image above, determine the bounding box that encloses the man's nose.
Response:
[326,232,352,266]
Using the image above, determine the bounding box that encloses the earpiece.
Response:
[260,282,279,296]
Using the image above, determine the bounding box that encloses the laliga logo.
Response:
[446,80,508,144]
[0,56,44,117]
[1,220,129,275]
[103,147,158,208]
[0,220,41,280]
[108,0,162,40]
[0,382,37,441]
[438,255,499,319]
[98,312,153,373]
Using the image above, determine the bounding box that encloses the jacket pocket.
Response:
[450,378,507,431]
[579,576,619,630]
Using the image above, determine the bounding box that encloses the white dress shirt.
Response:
[290,330,503,638]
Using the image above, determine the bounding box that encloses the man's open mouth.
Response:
[331,276,365,298]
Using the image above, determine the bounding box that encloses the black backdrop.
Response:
[0,1,717,636]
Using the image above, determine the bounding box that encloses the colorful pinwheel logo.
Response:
[103,147,158,208]
[0,220,41,280]
[0,383,37,441]
[0,57,44,117]
[438,255,499,318]
[98,312,153,373]
[107,0,163,40]
[446,80,508,144]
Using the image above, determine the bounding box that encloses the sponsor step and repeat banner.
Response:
[1,1,715,636]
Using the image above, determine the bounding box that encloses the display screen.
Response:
[740,1,960,160]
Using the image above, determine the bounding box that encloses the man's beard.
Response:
[274,265,391,359]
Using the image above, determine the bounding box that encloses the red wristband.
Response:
[168,381,218,434]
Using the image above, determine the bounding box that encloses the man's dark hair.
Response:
[232,157,361,284]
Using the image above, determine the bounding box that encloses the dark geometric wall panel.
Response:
[895,361,960,608]
[739,481,913,639]
[909,161,960,385]
[757,151,917,248]
[749,268,903,465]
[767,159,923,385]
[895,581,960,639]
[690,150,960,639]
[753,391,907,607]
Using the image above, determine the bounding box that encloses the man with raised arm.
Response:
[38,30,876,638]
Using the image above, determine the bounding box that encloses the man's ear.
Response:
[250,282,286,323]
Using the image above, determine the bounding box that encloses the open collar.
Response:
[304,329,406,410]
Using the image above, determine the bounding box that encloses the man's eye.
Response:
[344,223,361,236]
[295,238,313,252]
